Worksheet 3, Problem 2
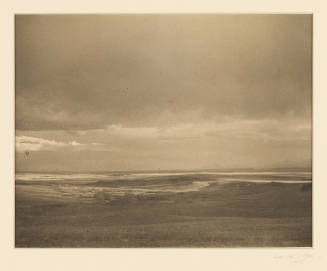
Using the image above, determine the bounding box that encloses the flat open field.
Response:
[15,172,312,247]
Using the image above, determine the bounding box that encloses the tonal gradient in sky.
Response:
[15,14,312,172]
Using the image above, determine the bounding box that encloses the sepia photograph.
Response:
[15,14,312,248]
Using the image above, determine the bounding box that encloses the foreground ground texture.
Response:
[15,173,312,247]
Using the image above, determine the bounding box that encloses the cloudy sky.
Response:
[15,14,312,172]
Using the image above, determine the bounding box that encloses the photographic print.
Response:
[15,14,312,247]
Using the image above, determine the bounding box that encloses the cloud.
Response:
[15,15,312,131]
[103,117,311,142]
[14,15,312,171]
[15,136,83,152]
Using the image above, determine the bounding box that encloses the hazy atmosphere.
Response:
[15,14,312,249]
[15,14,312,172]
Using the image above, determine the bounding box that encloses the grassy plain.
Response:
[15,175,312,247]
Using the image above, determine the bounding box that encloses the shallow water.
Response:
[15,171,312,199]
[15,171,312,181]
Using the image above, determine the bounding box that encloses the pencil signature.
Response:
[274,252,313,264]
